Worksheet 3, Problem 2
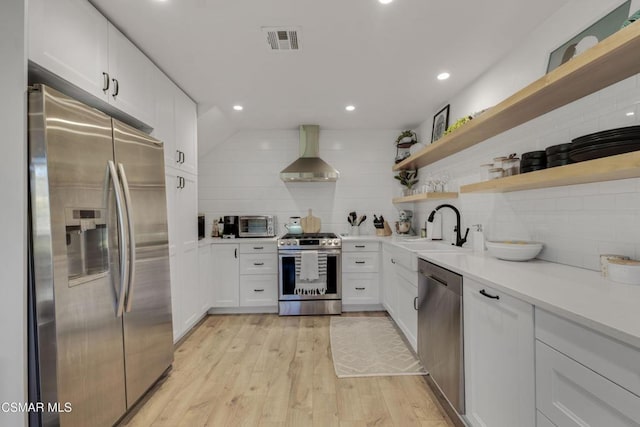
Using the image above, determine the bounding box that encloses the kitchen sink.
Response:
[395,240,464,252]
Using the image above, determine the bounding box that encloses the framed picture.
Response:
[547,1,630,73]
[431,104,450,143]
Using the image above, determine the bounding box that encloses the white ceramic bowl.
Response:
[608,259,640,285]
[485,240,543,261]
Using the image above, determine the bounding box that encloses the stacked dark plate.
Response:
[569,125,640,162]
[520,151,546,173]
[545,143,572,168]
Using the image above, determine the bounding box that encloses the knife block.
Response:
[376,221,392,236]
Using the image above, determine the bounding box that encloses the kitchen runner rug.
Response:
[329,316,426,378]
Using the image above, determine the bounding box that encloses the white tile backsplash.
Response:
[410,75,640,271]
[198,129,399,237]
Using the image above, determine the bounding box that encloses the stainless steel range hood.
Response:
[280,125,340,182]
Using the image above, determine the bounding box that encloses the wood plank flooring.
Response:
[119,313,454,427]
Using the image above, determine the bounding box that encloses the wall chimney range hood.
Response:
[280,125,340,182]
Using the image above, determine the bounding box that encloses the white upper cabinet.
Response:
[174,88,198,175]
[152,72,176,166]
[29,0,109,102]
[106,23,156,128]
[29,0,157,128]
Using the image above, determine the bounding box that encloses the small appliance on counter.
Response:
[198,214,205,240]
[223,215,239,238]
[284,216,303,235]
[238,215,276,237]
[395,209,414,235]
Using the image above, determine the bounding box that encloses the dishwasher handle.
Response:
[421,272,448,288]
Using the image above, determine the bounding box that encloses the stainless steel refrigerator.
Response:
[28,84,173,427]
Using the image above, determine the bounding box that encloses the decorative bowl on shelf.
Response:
[485,240,543,261]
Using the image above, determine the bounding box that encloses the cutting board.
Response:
[301,209,321,233]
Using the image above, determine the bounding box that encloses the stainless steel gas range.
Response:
[278,233,342,315]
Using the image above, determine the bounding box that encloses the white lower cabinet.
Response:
[536,341,640,426]
[534,308,640,426]
[211,242,278,310]
[198,244,214,313]
[343,273,380,304]
[463,278,535,427]
[381,245,396,316]
[395,274,418,350]
[240,275,277,306]
[342,242,380,307]
[165,168,200,342]
[211,244,240,307]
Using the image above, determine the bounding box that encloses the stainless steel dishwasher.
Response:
[417,258,465,425]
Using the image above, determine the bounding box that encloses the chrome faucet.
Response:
[427,204,469,247]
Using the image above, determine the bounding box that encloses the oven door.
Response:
[279,249,342,300]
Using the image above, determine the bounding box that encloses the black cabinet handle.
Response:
[234,248,237,258]
[253,262,264,266]
[355,287,366,291]
[414,297,418,310]
[253,247,264,250]
[254,289,264,292]
[176,150,181,164]
[112,78,119,98]
[480,289,500,300]
[176,176,182,189]
[355,261,366,264]
[391,258,396,264]
[102,72,110,93]
[180,151,185,164]
[355,245,366,248]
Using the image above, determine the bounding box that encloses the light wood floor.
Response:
[120,313,454,427]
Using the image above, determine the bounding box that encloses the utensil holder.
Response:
[350,225,360,236]
[376,221,392,236]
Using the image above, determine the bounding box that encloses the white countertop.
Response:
[417,250,640,349]
[200,236,278,246]
[200,233,640,347]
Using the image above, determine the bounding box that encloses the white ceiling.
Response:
[91,0,567,133]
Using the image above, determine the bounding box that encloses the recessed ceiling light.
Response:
[626,111,635,116]
[379,0,394,4]
[345,105,356,112]
[437,72,450,81]
[233,105,243,111]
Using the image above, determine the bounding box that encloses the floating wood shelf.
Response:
[392,192,458,204]
[393,22,640,172]
[459,152,640,194]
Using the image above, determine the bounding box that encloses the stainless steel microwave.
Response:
[238,215,276,237]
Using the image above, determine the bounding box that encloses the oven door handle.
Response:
[278,249,342,256]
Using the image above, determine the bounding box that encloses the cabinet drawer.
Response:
[342,252,379,273]
[343,241,380,252]
[385,244,417,271]
[240,275,277,306]
[535,308,640,396]
[240,242,277,254]
[240,253,277,275]
[536,341,640,426]
[343,273,379,304]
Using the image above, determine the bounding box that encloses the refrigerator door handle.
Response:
[107,160,128,317]
[118,163,136,313]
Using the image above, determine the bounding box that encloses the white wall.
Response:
[409,0,640,271]
[0,0,27,426]
[199,129,400,237]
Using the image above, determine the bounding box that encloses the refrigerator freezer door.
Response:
[113,119,174,408]
[29,85,127,427]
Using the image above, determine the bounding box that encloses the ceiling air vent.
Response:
[262,27,301,51]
